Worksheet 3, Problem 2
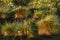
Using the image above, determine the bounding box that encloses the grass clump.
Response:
[37,15,60,36]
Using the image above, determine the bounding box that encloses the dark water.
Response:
[0,34,60,40]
